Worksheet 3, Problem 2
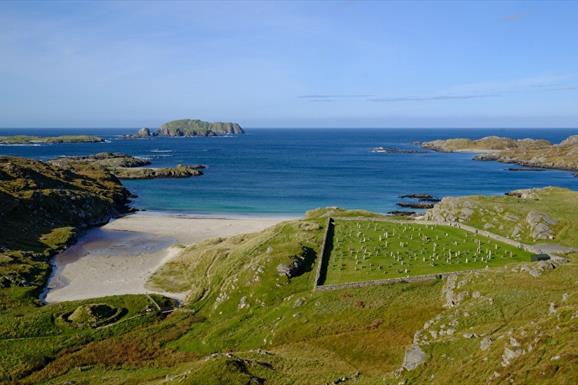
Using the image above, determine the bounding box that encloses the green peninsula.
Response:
[0,135,104,144]
[422,135,578,172]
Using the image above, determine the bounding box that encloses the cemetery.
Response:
[322,219,533,285]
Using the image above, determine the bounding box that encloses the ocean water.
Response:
[1,128,577,215]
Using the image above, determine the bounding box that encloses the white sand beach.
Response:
[44,212,290,303]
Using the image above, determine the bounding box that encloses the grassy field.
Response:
[324,220,533,285]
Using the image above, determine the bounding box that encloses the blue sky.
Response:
[1,0,577,128]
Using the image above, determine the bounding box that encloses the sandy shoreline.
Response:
[45,212,291,303]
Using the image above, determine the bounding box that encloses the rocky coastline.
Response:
[422,135,578,173]
[0,156,133,292]
[0,135,104,145]
[50,152,204,180]
[113,164,204,179]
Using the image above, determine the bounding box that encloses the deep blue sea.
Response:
[1,128,577,215]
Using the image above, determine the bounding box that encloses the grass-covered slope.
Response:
[0,294,178,382]
[141,210,442,384]
[425,187,578,247]
[144,192,577,385]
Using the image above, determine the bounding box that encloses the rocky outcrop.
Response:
[136,128,152,138]
[403,344,426,370]
[423,197,475,223]
[401,193,435,199]
[422,135,578,172]
[50,152,151,169]
[276,246,316,279]
[397,202,434,209]
[505,188,540,199]
[0,156,132,240]
[113,164,204,179]
[526,211,558,240]
[50,153,204,180]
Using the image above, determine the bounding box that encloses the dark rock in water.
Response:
[397,201,434,209]
[508,167,546,172]
[388,210,416,216]
[531,254,551,262]
[136,127,152,138]
[401,193,433,199]
[419,197,441,203]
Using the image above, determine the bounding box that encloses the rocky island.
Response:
[50,152,205,179]
[0,135,104,145]
[422,135,578,173]
[129,119,244,138]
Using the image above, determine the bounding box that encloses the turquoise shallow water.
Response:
[1,128,577,215]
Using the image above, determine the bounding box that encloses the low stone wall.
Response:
[313,216,539,292]
[313,217,334,289]
[315,271,456,292]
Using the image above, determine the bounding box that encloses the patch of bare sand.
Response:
[45,212,289,303]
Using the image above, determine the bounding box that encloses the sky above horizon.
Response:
[1,0,578,129]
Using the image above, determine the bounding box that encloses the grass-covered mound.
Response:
[324,220,532,284]
[59,303,126,328]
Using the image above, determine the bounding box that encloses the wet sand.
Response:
[45,212,289,303]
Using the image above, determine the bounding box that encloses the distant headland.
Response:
[0,135,104,145]
[422,135,578,173]
[131,119,244,138]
